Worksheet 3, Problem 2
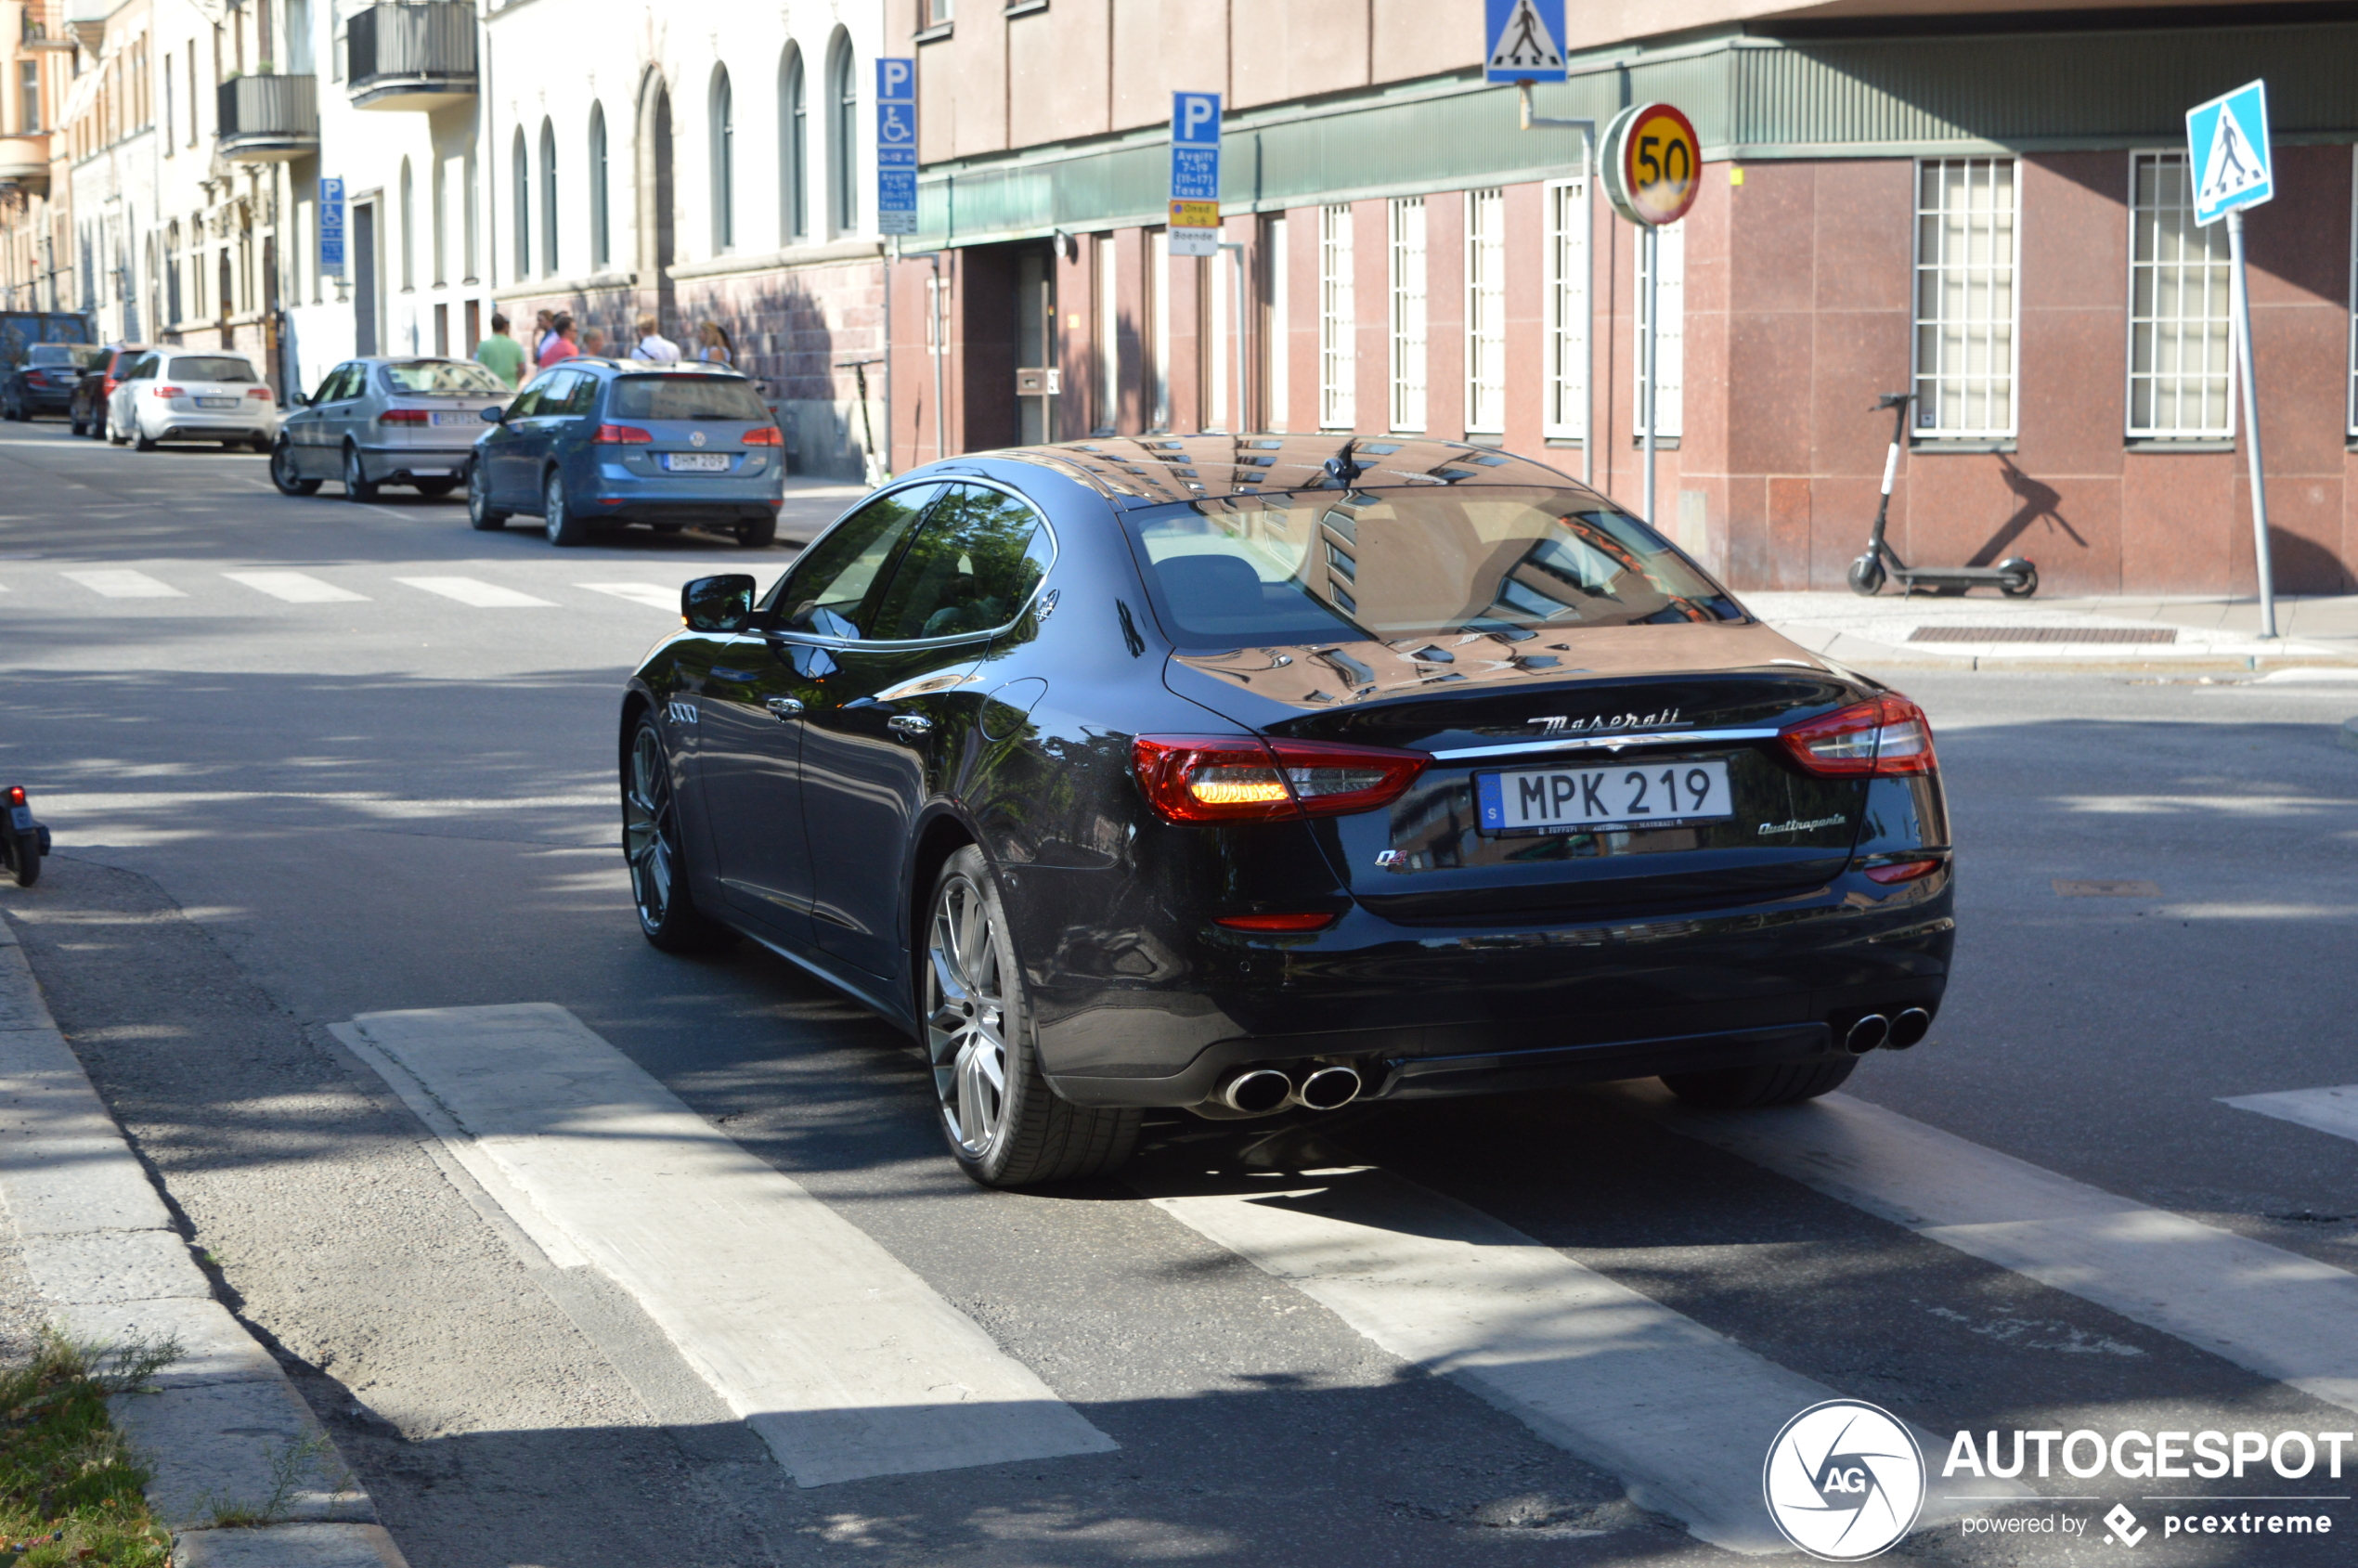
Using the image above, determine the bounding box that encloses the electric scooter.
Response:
[2,784,48,888]
[1846,392,2037,598]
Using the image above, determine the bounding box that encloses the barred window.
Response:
[1544,177,1587,440]
[1633,218,1683,439]
[2129,152,2233,438]
[1388,196,1426,433]
[1318,204,1354,430]
[1464,188,1506,434]
[1912,159,2017,438]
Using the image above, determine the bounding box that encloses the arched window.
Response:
[827,32,856,234]
[779,45,805,243]
[538,119,558,276]
[588,103,609,270]
[709,67,733,252]
[511,129,530,277]
[397,158,414,290]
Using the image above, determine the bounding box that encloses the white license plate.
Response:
[663,453,732,473]
[197,396,239,409]
[1477,759,1734,835]
[429,411,478,426]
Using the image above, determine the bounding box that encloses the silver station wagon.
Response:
[271,356,515,500]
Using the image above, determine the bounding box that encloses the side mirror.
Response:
[681,574,758,633]
[288,391,310,408]
[481,406,508,423]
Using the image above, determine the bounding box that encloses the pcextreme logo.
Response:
[1763,1400,1927,1561]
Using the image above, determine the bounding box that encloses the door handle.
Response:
[765,696,804,719]
[887,714,933,737]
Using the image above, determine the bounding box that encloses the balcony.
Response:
[0,134,50,197]
[346,2,476,112]
[217,75,319,162]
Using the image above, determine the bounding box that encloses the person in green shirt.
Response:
[473,312,528,388]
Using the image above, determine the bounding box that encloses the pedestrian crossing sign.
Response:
[1484,0,1567,84]
[2184,80,2273,227]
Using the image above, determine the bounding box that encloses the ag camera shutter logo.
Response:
[1764,1400,1926,1561]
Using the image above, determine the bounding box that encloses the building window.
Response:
[1150,228,1171,430]
[1465,188,1505,434]
[398,158,414,290]
[1095,233,1117,433]
[431,157,447,285]
[1205,239,1233,432]
[1912,157,2017,438]
[2128,151,2232,439]
[512,130,530,278]
[781,45,806,242]
[19,59,36,133]
[2350,154,2358,439]
[925,0,954,24]
[589,104,609,270]
[1387,196,1426,434]
[710,68,734,252]
[1318,204,1354,430]
[463,152,478,281]
[160,57,170,150]
[538,119,558,277]
[1263,214,1289,431]
[1635,218,1685,439]
[828,32,857,234]
[1545,177,1587,440]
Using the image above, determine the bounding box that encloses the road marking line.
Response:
[576,582,681,610]
[221,571,369,603]
[61,568,184,599]
[2222,1084,2358,1147]
[1140,1166,2005,1554]
[392,576,556,608]
[1642,1089,2358,1415]
[347,1004,1116,1486]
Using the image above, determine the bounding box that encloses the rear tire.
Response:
[466,460,510,529]
[926,846,1141,1187]
[622,717,737,954]
[1846,553,1885,596]
[735,513,777,549]
[6,828,37,888]
[1997,558,2038,599]
[134,419,157,452]
[269,439,321,497]
[1662,1056,1856,1109]
[343,445,379,501]
[543,472,589,546]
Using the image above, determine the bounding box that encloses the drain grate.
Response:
[1909,625,2178,644]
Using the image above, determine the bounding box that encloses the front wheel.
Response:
[926,846,1141,1187]
[343,446,378,501]
[466,461,510,529]
[1846,552,1885,596]
[1662,1056,1856,1109]
[1997,558,2038,599]
[543,472,588,546]
[622,719,736,953]
[269,439,321,497]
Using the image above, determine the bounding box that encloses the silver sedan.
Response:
[270,356,515,500]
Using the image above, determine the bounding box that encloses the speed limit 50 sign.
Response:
[1601,102,1701,227]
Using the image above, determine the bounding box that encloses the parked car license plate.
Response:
[1476,759,1734,835]
[197,396,238,409]
[429,411,478,426]
[663,453,731,473]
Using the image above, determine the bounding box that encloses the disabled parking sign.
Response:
[2185,81,2272,227]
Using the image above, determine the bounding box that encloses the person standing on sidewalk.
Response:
[473,313,527,388]
[631,315,681,362]
[538,313,580,369]
[695,320,735,367]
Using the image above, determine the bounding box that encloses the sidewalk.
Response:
[1748,590,2358,671]
[0,914,407,1567]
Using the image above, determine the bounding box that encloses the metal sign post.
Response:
[2186,80,2276,639]
[1168,93,1222,260]
[1600,102,1701,530]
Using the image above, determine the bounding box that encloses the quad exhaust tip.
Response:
[1845,1014,1890,1055]
[1887,1007,1932,1050]
[1218,1069,1294,1116]
[1296,1066,1363,1111]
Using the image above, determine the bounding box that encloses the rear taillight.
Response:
[247,387,274,400]
[1213,913,1338,933]
[379,408,429,425]
[24,370,45,386]
[154,384,184,398]
[594,423,654,444]
[1865,857,1943,885]
[1132,734,1428,824]
[5,785,23,808]
[1779,694,1937,778]
[742,425,784,446]
[102,376,117,395]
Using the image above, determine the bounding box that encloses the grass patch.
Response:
[0,1328,175,1566]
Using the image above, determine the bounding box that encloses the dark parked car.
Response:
[2,341,101,421]
[469,359,785,547]
[617,436,1956,1188]
[71,344,152,438]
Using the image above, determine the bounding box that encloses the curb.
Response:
[0,915,408,1567]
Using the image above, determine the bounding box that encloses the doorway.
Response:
[353,202,379,356]
[957,240,1056,451]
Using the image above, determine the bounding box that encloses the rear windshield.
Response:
[605,374,771,421]
[168,356,258,383]
[1126,487,1744,648]
[382,359,507,395]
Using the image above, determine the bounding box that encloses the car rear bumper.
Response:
[356,444,474,481]
[152,409,275,439]
[582,466,784,520]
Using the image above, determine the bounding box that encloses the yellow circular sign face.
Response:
[1620,104,1701,227]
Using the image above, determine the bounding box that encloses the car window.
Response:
[504,379,546,418]
[770,484,946,639]
[129,354,162,380]
[606,374,770,421]
[311,365,347,402]
[866,485,1051,641]
[168,356,258,383]
[382,359,508,395]
[26,344,78,367]
[557,371,602,417]
[516,370,575,416]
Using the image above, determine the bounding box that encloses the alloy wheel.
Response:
[621,727,677,930]
[543,474,569,544]
[926,873,1012,1160]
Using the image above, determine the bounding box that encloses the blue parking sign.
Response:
[1169,93,1222,256]
[876,58,916,237]
[318,177,346,275]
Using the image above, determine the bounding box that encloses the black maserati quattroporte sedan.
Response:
[620,436,1954,1187]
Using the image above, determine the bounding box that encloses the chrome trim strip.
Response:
[1428,728,1784,761]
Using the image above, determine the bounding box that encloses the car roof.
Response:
[561,359,743,376]
[977,434,1586,510]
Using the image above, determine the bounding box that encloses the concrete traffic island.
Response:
[0,916,408,1567]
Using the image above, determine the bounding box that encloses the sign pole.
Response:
[1600,99,1698,526]
[1642,223,1659,527]
[2226,208,2275,638]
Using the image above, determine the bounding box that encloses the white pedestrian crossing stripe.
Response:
[1646,1089,2358,1416]
[343,1004,1116,1487]
[394,576,556,608]
[2222,1084,2358,1147]
[222,571,369,603]
[577,582,681,610]
[62,568,184,599]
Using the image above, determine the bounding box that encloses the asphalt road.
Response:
[2,417,2355,1567]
